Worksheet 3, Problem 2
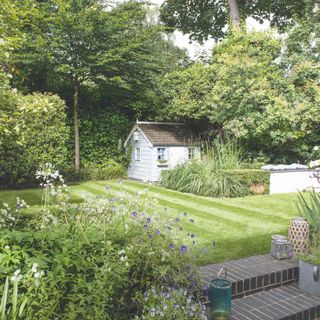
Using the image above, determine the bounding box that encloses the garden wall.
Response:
[269,170,320,194]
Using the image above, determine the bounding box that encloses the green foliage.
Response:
[0,183,202,319]
[160,0,315,41]
[160,139,269,197]
[162,31,310,162]
[221,170,270,196]
[79,109,132,165]
[135,286,206,319]
[281,7,320,160]
[297,190,320,238]
[297,189,320,265]
[0,92,69,188]
[62,161,127,183]
[6,0,188,172]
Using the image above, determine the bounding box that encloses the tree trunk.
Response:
[228,0,241,28]
[73,82,80,173]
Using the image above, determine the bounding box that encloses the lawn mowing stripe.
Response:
[83,181,255,233]
[103,181,287,228]
[121,180,292,222]
[95,181,285,233]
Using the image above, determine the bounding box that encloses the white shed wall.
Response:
[127,130,153,181]
[127,133,201,182]
[270,171,320,194]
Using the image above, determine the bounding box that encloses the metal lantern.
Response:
[271,235,292,260]
[288,217,310,257]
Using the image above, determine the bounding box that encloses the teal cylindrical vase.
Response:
[210,278,232,320]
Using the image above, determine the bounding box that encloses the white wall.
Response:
[127,130,153,181]
[150,146,201,181]
[127,134,201,182]
[270,171,320,194]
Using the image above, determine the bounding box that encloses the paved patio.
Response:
[201,254,320,319]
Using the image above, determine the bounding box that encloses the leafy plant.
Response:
[160,139,247,197]
[0,179,205,319]
[297,189,320,241]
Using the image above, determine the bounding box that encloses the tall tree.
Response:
[7,0,173,172]
[160,0,317,41]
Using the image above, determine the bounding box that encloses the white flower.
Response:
[31,263,38,273]
[4,245,10,250]
[120,256,127,262]
[14,269,21,276]
[34,272,41,278]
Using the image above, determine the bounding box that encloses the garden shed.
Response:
[124,121,200,181]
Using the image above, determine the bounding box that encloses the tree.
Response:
[162,31,298,161]
[280,5,320,160]
[6,0,188,171]
[160,0,317,41]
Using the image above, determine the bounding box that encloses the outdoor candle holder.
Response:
[271,235,292,260]
[210,276,231,320]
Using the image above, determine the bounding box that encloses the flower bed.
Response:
[0,166,207,319]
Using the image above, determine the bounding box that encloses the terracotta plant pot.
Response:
[288,217,310,257]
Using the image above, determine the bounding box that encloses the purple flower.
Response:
[169,243,174,250]
[155,229,160,235]
[143,224,148,230]
[146,217,151,223]
[148,233,153,239]
[189,219,194,223]
[131,211,137,217]
[118,179,123,184]
[190,234,195,238]
[183,212,187,216]
[202,285,209,291]
[109,197,115,203]
[180,245,187,253]
[175,217,180,222]
[105,185,111,191]
[111,206,116,212]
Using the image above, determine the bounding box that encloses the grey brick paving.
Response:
[200,254,299,297]
[231,284,320,320]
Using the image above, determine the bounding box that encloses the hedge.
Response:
[221,169,270,196]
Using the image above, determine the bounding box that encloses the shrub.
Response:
[0,178,205,319]
[62,160,127,182]
[79,109,132,165]
[160,140,269,198]
[221,169,270,196]
[0,92,69,188]
[296,190,320,265]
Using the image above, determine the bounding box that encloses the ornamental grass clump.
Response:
[297,189,320,264]
[160,138,244,197]
[0,171,206,319]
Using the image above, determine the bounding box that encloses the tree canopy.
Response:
[5,0,187,171]
[160,0,318,41]
[161,30,320,162]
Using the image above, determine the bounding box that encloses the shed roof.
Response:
[124,121,197,147]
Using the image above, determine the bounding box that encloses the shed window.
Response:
[157,148,167,161]
[135,148,141,161]
[188,147,196,160]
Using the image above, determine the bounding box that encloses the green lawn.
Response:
[0,180,300,265]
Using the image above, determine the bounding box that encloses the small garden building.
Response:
[124,121,200,181]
